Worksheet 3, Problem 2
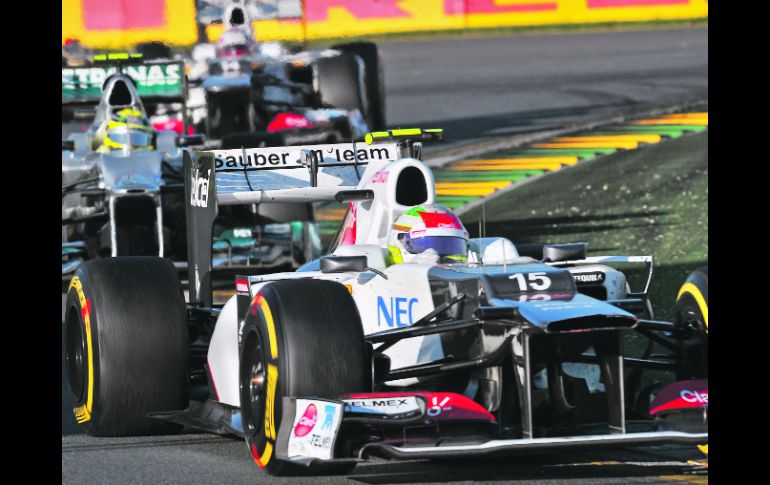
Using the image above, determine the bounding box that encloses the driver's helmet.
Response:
[387,205,469,264]
[101,109,154,151]
[216,28,251,58]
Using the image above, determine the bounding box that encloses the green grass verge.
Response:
[461,130,708,321]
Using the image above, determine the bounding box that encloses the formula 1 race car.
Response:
[63,129,707,475]
[62,54,321,283]
[186,2,385,143]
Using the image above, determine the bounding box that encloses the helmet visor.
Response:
[107,127,152,147]
[217,44,247,57]
[400,234,468,262]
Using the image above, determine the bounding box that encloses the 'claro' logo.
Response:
[190,169,210,208]
[294,403,318,437]
[680,389,708,404]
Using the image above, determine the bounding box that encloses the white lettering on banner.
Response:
[212,143,400,171]
[233,228,252,238]
[287,400,342,461]
[190,169,210,208]
[63,65,181,89]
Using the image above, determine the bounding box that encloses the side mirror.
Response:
[62,140,75,151]
[175,134,205,148]
[191,43,216,63]
[320,255,367,273]
[542,243,587,263]
[335,190,374,203]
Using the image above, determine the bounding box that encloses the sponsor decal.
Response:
[392,224,411,232]
[287,399,342,460]
[680,390,708,404]
[213,144,395,170]
[649,379,708,416]
[190,168,210,208]
[343,396,422,417]
[233,228,253,238]
[346,392,496,423]
[215,152,291,169]
[572,271,606,284]
[377,296,419,328]
[418,211,464,230]
[267,113,313,132]
[264,364,278,440]
[294,403,318,437]
[62,63,183,100]
[340,202,357,245]
[321,405,336,430]
[371,169,390,184]
[235,280,250,294]
[427,395,451,417]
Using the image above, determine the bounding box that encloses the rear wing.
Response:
[183,141,400,306]
[62,60,186,106]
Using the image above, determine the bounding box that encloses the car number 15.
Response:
[508,272,552,291]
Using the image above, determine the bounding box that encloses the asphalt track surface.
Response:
[62,27,708,484]
[62,27,707,144]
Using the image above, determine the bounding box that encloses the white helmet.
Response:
[387,205,469,264]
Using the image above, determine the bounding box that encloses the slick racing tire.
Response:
[239,279,369,475]
[314,54,367,125]
[332,42,386,131]
[135,41,173,60]
[674,266,708,379]
[63,257,189,436]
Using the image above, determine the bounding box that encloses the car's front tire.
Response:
[239,279,369,475]
[63,257,189,436]
[674,266,708,379]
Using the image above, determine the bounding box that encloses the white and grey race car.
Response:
[186,2,385,143]
[63,129,708,475]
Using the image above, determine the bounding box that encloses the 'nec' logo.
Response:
[377,296,418,327]
[190,169,210,208]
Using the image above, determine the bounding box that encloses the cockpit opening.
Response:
[108,80,134,106]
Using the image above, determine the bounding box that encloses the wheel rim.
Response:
[240,331,267,435]
[65,306,87,403]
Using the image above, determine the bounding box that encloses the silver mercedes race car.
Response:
[61,54,321,284]
[63,129,707,475]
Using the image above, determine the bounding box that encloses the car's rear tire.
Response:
[315,54,366,127]
[332,42,386,131]
[674,266,708,379]
[239,279,369,475]
[63,257,189,436]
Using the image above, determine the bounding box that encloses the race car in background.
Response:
[62,49,190,131]
[62,53,321,284]
[63,129,707,475]
[186,2,386,144]
[62,38,92,68]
